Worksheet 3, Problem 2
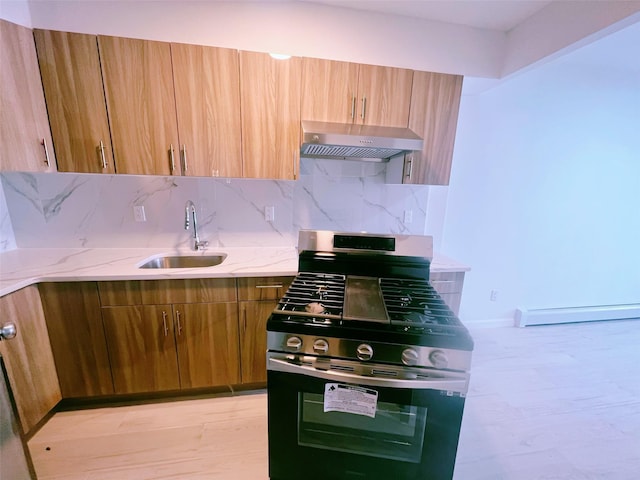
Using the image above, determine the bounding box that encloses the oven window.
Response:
[298,392,427,463]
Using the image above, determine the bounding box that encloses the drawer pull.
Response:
[162,311,169,336]
[256,284,283,289]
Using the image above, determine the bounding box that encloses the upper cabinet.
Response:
[407,71,463,185]
[171,43,242,178]
[99,35,180,176]
[240,52,301,180]
[34,29,115,174]
[0,20,56,172]
[12,24,462,184]
[301,58,413,128]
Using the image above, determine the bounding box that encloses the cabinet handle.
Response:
[350,95,356,119]
[292,152,297,180]
[0,322,17,341]
[162,311,169,336]
[243,309,247,335]
[256,284,283,289]
[169,144,176,174]
[181,144,188,173]
[361,96,367,120]
[405,154,413,182]
[98,140,107,169]
[176,310,183,336]
[41,138,51,167]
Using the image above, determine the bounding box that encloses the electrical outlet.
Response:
[404,210,413,224]
[490,290,499,301]
[133,205,146,222]
[264,206,275,222]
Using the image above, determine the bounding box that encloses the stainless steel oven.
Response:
[267,230,473,480]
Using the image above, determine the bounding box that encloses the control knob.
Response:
[401,348,419,366]
[313,338,329,354]
[429,350,449,369]
[286,336,302,352]
[356,343,374,361]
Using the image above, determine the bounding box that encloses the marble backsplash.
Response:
[0,158,444,251]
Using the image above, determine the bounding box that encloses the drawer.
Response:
[98,278,237,306]
[429,272,464,294]
[237,276,294,301]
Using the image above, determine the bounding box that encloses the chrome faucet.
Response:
[184,200,209,251]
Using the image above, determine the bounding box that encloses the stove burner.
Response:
[305,302,326,314]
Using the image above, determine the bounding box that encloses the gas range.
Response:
[267,230,474,372]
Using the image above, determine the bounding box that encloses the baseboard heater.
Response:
[514,304,640,327]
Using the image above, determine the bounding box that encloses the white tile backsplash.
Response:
[0,178,17,252]
[1,160,444,249]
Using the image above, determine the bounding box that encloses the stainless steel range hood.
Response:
[301,120,423,162]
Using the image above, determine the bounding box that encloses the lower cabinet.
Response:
[39,282,114,398]
[101,302,241,394]
[101,304,182,394]
[33,275,292,400]
[0,286,61,434]
[237,276,293,384]
[99,278,240,394]
[430,272,465,315]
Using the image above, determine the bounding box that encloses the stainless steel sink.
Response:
[139,253,227,269]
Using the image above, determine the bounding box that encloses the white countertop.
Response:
[0,247,469,297]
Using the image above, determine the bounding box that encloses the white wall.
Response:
[21,0,504,78]
[443,36,640,324]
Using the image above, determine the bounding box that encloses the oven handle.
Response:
[268,357,468,394]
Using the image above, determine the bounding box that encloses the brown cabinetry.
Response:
[99,35,180,176]
[407,72,463,185]
[98,279,239,394]
[237,276,293,384]
[39,282,114,398]
[34,30,115,174]
[301,58,413,128]
[0,286,61,434]
[430,271,465,315]
[171,43,242,177]
[240,51,302,179]
[0,19,56,172]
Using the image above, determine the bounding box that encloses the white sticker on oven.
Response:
[323,383,378,418]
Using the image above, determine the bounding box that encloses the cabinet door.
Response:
[39,282,114,398]
[171,43,242,178]
[301,58,359,124]
[0,20,56,172]
[356,65,413,128]
[238,300,274,384]
[239,51,301,179]
[34,30,115,174]
[0,286,61,434]
[99,35,179,175]
[407,71,463,185]
[102,305,180,394]
[174,303,240,389]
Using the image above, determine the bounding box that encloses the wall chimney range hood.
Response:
[301,120,423,162]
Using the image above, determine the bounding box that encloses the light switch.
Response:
[133,205,146,222]
[264,206,275,222]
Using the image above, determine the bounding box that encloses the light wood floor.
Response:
[29,319,640,479]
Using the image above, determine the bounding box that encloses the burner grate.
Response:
[380,278,458,327]
[275,272,345,317]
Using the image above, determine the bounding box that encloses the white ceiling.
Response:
[297,0,640,74]
[300,0,554,31]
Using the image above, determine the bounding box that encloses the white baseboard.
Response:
[514,304,640,327]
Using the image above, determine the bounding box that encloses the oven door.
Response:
[267,353,468,480]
